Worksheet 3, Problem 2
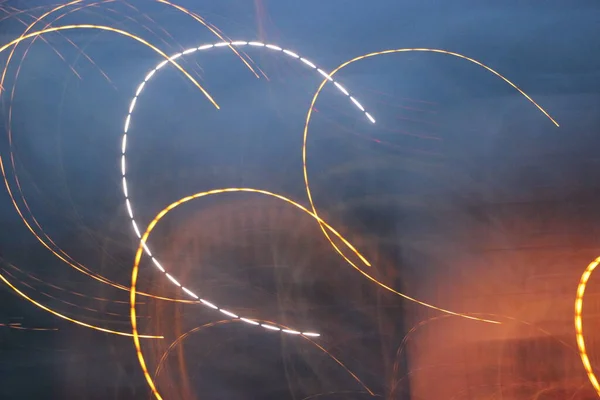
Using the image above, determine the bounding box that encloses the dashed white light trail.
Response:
[121,40,376,337]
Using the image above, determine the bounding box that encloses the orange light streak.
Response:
[0,23,217,302]
[575,257,600,397]
[0,270,161,339]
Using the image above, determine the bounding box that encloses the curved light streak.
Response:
[302,48,559,323]
[152,319,374,396]
[123,41,498,327]
[0,25,219,107]
[0,24,219,302]
[129,187,361,337]
[575,256,600,397]
[120,40,375,318]
[0,1,268,304]
[0,270,161,338]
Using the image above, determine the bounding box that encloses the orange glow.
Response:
[130,187,503,398]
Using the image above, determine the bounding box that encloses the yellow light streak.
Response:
[302,48,559,323]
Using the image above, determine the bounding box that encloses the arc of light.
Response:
[151,320,374,397]
[121,40,374,313]
[575,257,600,397]
[0,0,257,92]
[124,42,496,325]
[129,187,352,337]
[1,265,138,318]
[127,189,325,400]
[0,24,218,302]
[0,270,161,338]
[302,48,559,323]
[0,1,265,295]
[0,24,218,108]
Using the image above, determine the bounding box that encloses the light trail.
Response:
[301,48,559,323]
[151,319,374,397]
[120,40,376,328]
[0,270,161,339]
[0,24,220,303]
[0,1,267,304]
[575,257,600,397]
[128,188,346,337]
[121,42,502,331]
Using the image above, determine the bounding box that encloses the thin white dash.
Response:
[182,48,197,55]
[144,69,156,82]
[283,49,299,58]
[302,332,320,337]
[219,309,239,318]
[317,69,333,81]
[350,96,365,111]
[182,287,198,299]
[200,299,218,309]
[197,44,214,50]
[165,273,181,287]
[241,318,260,325]
[214,42,229,47]
[135,82,145,97]
[128,97,137,114]
[170,53,182,60]
[334,82,349,96]
[249,41,265,47]
[282,329,301,335]
[231,41,248,46]
[131,221,141,238]
[125,199,133,219]
[142,242,152,257]
[121,156,126,176]
[124,115,131,133]
[365,112,376,124]
[156,59,169,70]
[261,324,281,331]
[122,177,128,197]
[121,134,127,154]
[265,44,282,51]
[152,258,165,272]
[300,58,317,68]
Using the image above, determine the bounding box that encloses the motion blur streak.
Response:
[123,43,495,327]
[155,0,260,78]
[153,320,374,396]
[0,157,197,304]
[0,271,161,339]
[128,188,371,399]
[121,40,376,309]
[302,48,559,324]
[129,187,362,335]
[0,25,218,108]
[0,24,218,302]
[0,1,260,305]
[575,257,600,397]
